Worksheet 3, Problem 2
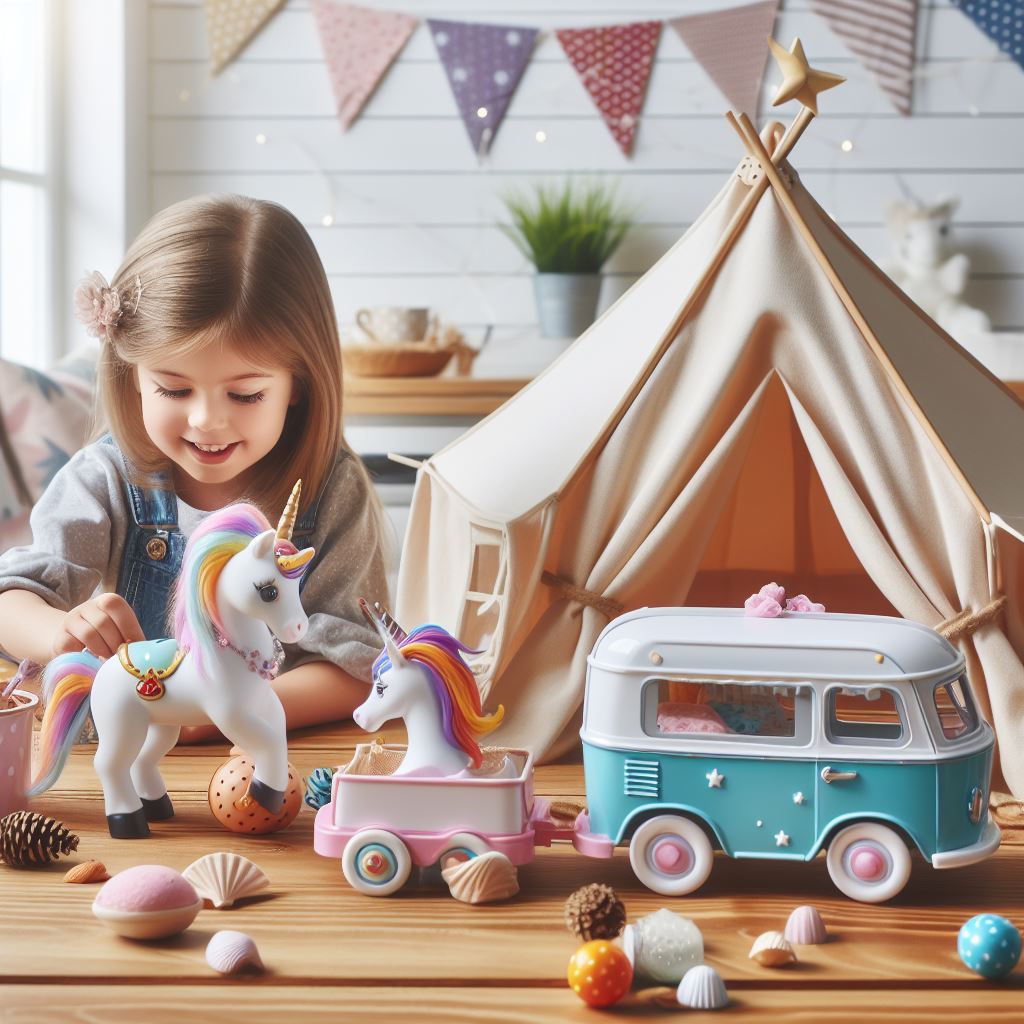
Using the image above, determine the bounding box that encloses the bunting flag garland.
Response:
[312,1,418,131]
[950,1,1024,70]
[556,21,663,156]
[428,19,539,156]
[204,0,286,75]
[809,0,919,115]
[669,1,780,115]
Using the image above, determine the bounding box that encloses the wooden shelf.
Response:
[343,376,530,416]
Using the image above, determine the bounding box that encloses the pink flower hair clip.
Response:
[744,582,825,618]
[74,271,143,340]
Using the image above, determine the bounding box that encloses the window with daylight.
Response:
[1,0,54,368]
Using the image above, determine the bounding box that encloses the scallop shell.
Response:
[676,964,729,1010]
[784,905,829,945]
[749,930,797,967]
[205,930,264,975]
[442,851,519,904]
[182,852,269,909]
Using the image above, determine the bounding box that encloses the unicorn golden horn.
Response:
[276,480,302,541]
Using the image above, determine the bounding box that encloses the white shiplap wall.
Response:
[147,0,1024,341]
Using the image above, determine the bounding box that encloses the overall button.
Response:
[146,536,168,561]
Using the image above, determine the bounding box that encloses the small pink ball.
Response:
[93,865,201,940]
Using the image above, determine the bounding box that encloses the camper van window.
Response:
[826,687,905,744]
[645,679,800,740]
[933,676,978,741]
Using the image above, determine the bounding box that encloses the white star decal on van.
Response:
[774,830,790,847]
[706,768,725,788]
[793,791,805,805]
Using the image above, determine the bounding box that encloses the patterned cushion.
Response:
[0,349,96,551]
[657,701,732,734]
[706,697,790,736]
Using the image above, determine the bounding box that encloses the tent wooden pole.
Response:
[560,110,820,495]
[727,111,991,525]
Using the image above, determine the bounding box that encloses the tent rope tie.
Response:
[541,571,624,620]
[936,595,1007,644]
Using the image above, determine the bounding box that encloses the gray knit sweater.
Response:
[0,441,390,680]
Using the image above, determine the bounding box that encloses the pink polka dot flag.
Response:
[427,19,539,157]
[312,0,418,131]
[555,21,663,156]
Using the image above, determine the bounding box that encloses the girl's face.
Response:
[136,340,296,508]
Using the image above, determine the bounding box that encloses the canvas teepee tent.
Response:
[395,41,1024,797]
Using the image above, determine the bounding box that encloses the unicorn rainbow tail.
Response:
[27,651,101,797]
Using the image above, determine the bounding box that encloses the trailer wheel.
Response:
[826,822,911,903]
[436,832,490,870]
[629,815,713,896]
[342,828,412,896]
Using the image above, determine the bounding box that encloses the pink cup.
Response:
[0,690,39,817]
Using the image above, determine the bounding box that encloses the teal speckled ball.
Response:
[957,914,1021,979]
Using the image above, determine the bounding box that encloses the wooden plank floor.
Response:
[2,720,1022,1023]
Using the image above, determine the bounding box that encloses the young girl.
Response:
[0,194,390,738]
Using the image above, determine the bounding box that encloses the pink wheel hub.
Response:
[651,836,692,874]
[849,843,887,881]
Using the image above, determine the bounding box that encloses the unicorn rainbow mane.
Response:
[373,624,504,769]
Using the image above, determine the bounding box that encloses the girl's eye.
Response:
[156,385,190,399]
[230,391,266,404]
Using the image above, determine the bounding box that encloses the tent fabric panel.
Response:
[792,185,1024,523]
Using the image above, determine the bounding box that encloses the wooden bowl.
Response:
[341,343,455,378]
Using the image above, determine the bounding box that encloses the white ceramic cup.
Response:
[355,307,432,345]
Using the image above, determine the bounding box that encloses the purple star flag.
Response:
[428,18,539,156]
[951,0,1023,71]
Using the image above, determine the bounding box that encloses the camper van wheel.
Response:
[826,822,911,903]
[342,828,413,896]
[628,815,713,896]
[436,832,490,870]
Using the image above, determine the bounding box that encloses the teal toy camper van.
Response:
[580,608,1000,903]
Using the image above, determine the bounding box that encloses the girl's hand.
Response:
[53,593,146,660]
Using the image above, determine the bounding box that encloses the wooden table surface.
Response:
[2,720,1023,1023]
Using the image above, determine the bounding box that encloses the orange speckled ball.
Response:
[567,939,633,1008]
[208,753,303,834]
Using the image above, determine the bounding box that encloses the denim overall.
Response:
[103,437,320,640]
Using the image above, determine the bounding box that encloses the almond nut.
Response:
[63,860,110,883]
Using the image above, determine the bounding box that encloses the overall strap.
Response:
[100,434,178,529]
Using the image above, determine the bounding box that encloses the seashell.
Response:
[92,865,201,940]
[677,964,729,1010]
[303,766,334,810]
[182,852,269,909]
[205,930,264,975]
[622,908,703,984]
[64,860,110,884]
[442,851,518,904]
[749,930,797,968]
[784,905,829,945]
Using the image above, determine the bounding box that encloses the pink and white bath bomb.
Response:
[92,865,201,939]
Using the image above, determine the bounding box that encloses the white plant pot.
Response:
[533,273,602,339]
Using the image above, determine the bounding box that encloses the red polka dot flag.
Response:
[312,0,418,131]
[556,21,663,156]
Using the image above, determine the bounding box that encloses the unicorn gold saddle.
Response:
[117,639,186,701]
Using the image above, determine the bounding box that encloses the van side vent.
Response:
[624,759,661,799]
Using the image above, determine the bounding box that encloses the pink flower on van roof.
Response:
[743,583,825,617]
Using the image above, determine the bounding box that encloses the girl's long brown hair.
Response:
[96,194,369,520]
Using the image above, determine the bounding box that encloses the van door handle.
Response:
[821,766,858,784]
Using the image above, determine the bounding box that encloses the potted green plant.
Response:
[499,180,632,338]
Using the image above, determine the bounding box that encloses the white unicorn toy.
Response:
[353,601,505,777]
[29,482,314,839]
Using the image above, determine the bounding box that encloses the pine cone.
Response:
[564,882,627,941]
[0,811,80,868]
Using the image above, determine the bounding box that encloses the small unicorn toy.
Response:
[354,601,504,777]
[29,482,314,839]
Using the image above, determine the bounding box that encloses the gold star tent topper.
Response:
[768,36,845,115]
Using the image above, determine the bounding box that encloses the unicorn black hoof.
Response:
[141,793,175,821]
[107,807,151,839]
[248,777,286,814]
